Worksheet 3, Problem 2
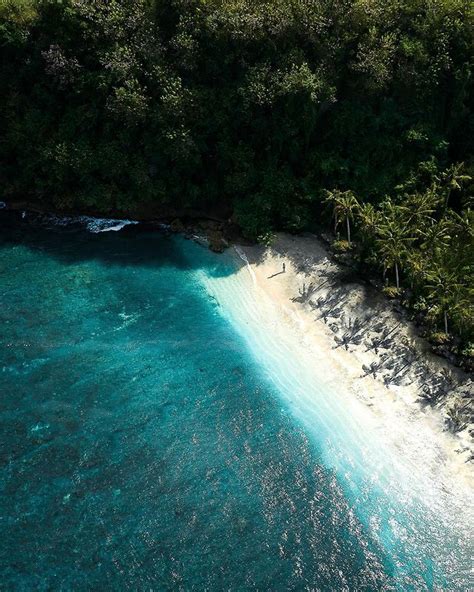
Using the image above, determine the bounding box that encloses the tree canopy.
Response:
[0,0,473,343]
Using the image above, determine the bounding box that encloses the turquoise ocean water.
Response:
[0,216,472,590]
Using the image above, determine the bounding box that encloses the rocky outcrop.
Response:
[207,229,229,253]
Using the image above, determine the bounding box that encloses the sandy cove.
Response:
[233,233,473,489]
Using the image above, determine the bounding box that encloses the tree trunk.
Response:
[395,262,400,289]
[444,310,448,335]
[444,190,450,213]
[346,216,351,245]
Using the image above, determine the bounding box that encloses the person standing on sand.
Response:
[283,262,286,273]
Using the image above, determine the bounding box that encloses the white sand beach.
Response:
[229,233,473,491]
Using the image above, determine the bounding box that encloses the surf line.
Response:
[234,246,257,286]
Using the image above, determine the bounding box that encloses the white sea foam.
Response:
[80,217,138,233]
[24,212,139,232]
[234,245,257,286]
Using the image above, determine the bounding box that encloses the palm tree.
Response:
[375,210,414,289]
[356,202,383,261]
[426,266,467,335]
[419,217,452,255]
[404,188,439,233]
[357,202,380,239]
[436,163,472,211]
[450,209,474,239]
[324,189,359,246]
[406,251,429,291]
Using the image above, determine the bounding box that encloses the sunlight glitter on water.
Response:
[197,248,473,589]
[0,221,472,590]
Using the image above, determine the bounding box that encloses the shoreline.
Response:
[2,207,472,485]
[232,233,473,488]
[2,206,473,584]
[1,203,471,369]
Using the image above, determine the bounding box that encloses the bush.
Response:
[428,332,451,345]
[382,286,401,298]
[332,240,352,253]
[460,343,474,358]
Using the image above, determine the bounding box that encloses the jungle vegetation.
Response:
[0,0,473,345]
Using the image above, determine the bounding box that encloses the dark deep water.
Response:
[0,216,471,591]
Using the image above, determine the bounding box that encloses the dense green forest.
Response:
[0,0,473,345]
